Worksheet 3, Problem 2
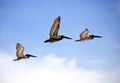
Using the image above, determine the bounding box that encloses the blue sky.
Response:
[0,0,120,83]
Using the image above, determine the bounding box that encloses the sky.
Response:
[0,0,120,83]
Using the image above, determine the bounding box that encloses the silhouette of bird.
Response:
[44,16,72,43]
[13,43,37,61]
[75,28,102,42]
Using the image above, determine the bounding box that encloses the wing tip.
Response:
[56,16,61,21]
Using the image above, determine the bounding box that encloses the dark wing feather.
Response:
[49,16,61,38]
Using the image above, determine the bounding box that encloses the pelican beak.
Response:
[63,36,72,39]
[25,54,37,57]
[94,35,102,38]
[31,55,37,57]
[28,54,37,57]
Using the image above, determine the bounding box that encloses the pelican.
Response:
[44,16,72,43]
[75,28,102,42]
[13,43,37,61]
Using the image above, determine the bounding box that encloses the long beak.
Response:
[30,55,37,57]
[63,36,72,39]
[93,35,102,38]
[26,54,37,57]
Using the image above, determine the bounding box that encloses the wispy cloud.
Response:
[0,52,120,83]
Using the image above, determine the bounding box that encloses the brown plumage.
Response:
[75,28,102,42]
[13,43,37,61]
[44,16,72,43]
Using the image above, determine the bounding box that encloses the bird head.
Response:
[89,35,102,39]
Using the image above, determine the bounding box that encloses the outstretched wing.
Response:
[80,28,89,38]
[49,16,61,38]
[16,43,24,58]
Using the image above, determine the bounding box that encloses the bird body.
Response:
[44,37,62,43]
[44,35,72,43]
[75,37,91,42]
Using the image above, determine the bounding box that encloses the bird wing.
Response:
[16,43,24,58]
[80,29,89,38]
[49,16,61,38]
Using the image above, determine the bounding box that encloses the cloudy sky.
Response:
[0,0,120,83]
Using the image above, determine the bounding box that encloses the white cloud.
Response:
[0,53,120,83]
[102,69,120,83]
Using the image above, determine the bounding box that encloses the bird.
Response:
[75,28,102,42]
[44,16,72,43]
[13,43,37,61]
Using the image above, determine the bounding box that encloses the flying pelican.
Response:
[13,43,37,61]
[44,16,72,43]
[75,28,102,42]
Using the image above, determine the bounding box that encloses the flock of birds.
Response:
[13,16,102,61]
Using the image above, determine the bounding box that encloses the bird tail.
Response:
[75,40,80,42]
[44,39,49,43]
[13,59,19,61]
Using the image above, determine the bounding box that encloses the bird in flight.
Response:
[13,43,37,61]
[75,28,102,42]
[44,16,72,43]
